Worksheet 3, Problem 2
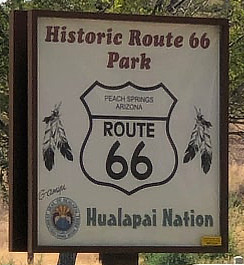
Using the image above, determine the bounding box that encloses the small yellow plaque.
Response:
[201,236,222,246]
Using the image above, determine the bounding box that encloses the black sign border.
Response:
[80,81,178,195]
[25,10,229,253]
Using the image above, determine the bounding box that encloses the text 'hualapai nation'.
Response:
[86,208,214,229]
[44,26,211,70]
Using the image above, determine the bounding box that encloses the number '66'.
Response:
[106,141,153,181]
[189,32,210,49]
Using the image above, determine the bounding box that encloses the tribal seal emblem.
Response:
[45,197,80,240]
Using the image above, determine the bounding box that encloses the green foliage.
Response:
[30,0,96,12]
[142,234,238,265]
[111,0,154,15]
[229,0,244,120]
[142,253,196,265]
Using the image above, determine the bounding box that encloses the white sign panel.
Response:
[29,11,228,252]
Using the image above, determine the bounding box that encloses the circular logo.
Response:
[45,197,80,240]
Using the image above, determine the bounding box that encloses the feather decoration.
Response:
[44,147,55,171]
[56,119,73,161]
[183,107,212,174]
[42,102,73,171]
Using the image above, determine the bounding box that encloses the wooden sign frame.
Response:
[9,10,229,253]
[9,10,28,252]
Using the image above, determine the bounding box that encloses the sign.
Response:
[80,81,177,195]
[26,11,228,252]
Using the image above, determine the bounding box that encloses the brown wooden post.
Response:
[100,253,138,265]
[57,253,77,265]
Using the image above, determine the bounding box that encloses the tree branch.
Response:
[151,0,164,15]
[167,0,188,13]
[0,120,8,136]
[95,0,114,13]
[183,0,193,16]
[230,121,244,125]
[229,34,244,48]
[229,118,244,124]
[229,131,244,136]
[188,0,209,16]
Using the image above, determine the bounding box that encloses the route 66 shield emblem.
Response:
[80,81,178,195]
